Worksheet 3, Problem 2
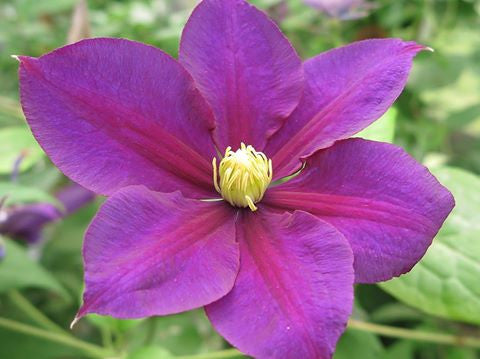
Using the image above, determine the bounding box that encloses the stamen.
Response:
[245,196,258,211]
[212,157,221,193]
[212,143,272,211]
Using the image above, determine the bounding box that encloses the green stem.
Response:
[0,317,113,358]
[348,319,480,348]
[0,95,24,121]
[178,320,480,358]
[177,348,243,359]
[144,317,158,346]
[8,290,65,335]
[99,324,114,350]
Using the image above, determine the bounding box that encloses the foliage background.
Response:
[0,0,479,358]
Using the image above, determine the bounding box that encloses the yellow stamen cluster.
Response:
[213,143,272,211]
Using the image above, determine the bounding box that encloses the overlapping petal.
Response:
[19,38,217,198]
[77,186,239,319]
[265,138,455,283]
[206,209,354,359]
[179,0,303,151]
[266,39,426,178]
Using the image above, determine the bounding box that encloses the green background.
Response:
[0,0,479,358]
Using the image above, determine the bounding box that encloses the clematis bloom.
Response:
[0,183,95,243]
[18,0,454,357]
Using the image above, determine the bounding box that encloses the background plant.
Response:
[0,0,479,358]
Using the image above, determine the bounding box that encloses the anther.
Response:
[212,143,272,211]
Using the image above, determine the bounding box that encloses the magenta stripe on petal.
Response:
[179,0,303,151]
[266,39,426,179]
[19,38,217,198]
[206,209,354,359]
[77,187,239,319]
[265,138,454,283]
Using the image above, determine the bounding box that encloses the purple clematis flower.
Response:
[17,0,454,357]
[0,183,95,243]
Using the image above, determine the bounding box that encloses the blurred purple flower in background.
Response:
[0,183,94,243]
[17,0,453,357]
[304,0,376,20]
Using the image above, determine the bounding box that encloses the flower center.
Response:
[212,143,272,211]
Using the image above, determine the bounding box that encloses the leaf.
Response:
[87,314,143,334]
[0,96,24,122]
[383,340,416,359]
[334,328,384,359]
[0,327,82,359]
[127,347,173,359]
[0,127,44,175]
[0,239,69,299]
[0,182,63,210]
[369,303,423,323]
[442,347,479,359]
[14,0,76,17]
[380,167,480,325]
[124,311,225,356]
[356,107,397,143]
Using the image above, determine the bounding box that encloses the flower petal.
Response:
[19,38,217,198]
[77,186,239,319]
[56,183,95,214]
[206,209,354,359]
[179,0,303,151]
[0,203,59,243]
[265,138,455,283]
[266,39,426,178]
[0,183,94,243]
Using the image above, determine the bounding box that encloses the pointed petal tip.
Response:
[78,188,239,318]
[413,43,434,53]
[70,304,88,329]
[402,41,431,54]
[15,55,39,72]
[12,55,34,62]
[70,315,80,329]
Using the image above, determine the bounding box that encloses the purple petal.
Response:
[206,209,354,358]
[265,138,454,283]
[0,203,59,243]
[56,183,95,215]
[266,39,426,178]
[179,0,303,151]
[0,183,94,243]
[19,38,217,198]
[77,186,239,319]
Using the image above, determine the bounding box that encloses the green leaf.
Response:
[442,347,479,359]
[249,0,283,8]
[13,0,76,17]
[0,127,44,175]
[0,182,63,210]
[0,327,82,359]
[334,329,384,359]
[0,96,24,122]
[124,311,225,356]
[369,303,423,324]
[87,314,143,334]
[127,346,173,359]
[0,240,69,299]
[380,167,480,325]
[383,340,416,359]
[356,107,397,143]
